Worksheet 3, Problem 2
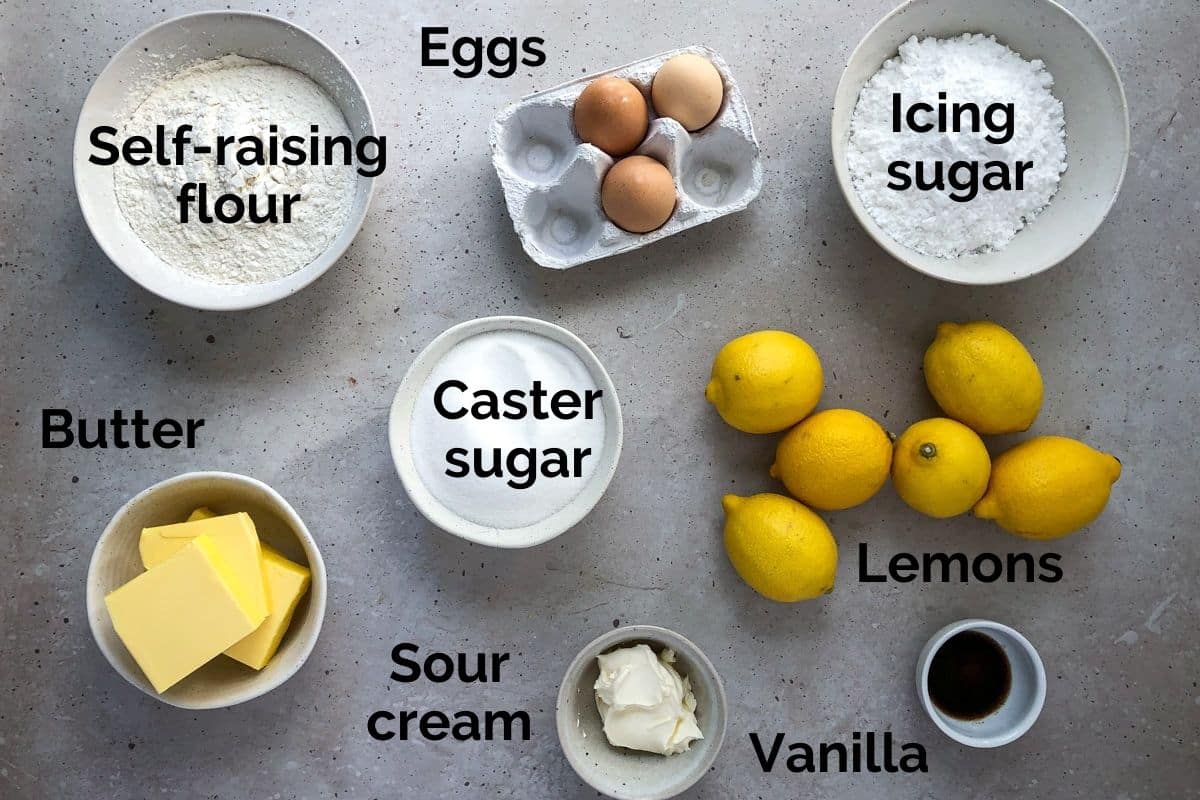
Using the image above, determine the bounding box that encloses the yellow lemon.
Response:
[770,409,893,510]
[722,493,838,602]
[705,330,823,434]
[891,418,991,518]
[973,436,1121,539]
[924,321,1043,435]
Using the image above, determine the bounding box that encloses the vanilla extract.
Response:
[927,630,1012,721]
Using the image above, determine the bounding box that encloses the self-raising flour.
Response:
[410,330,608,530]
[113,55,356,284]
[846,34,1067,258]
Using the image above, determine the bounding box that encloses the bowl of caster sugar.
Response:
[832,0,1128,284]
[73,11,378,310]
[389,317,623,548]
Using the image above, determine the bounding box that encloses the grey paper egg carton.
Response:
[489,46,764,269]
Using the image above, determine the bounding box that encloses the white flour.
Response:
[114,55,356,284]
[846,34,1067,258]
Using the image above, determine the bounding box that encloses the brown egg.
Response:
[574,77,649,157]
[601,155,676,233]
[651,54,725,131]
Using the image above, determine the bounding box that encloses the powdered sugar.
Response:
[114,55,356,285]
[846,34,1067,258]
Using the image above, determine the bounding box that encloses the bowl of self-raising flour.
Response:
[832,0,1128,284]
[389,317,624,548]
[74,12,377,310]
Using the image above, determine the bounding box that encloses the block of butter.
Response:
[190,508,311,670]
[105,536,267,693]
[140,512,269,621]
[225,545,311,669]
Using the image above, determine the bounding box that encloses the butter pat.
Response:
[104,536,267,693]
[594,644,703,756]
[188,507,311,670]
[140,512,269,621]
[224,544,311,669]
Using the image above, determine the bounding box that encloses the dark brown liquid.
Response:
[927,630,1011,720]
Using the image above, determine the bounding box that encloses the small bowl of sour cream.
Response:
[556,625,728,800]
[388,316,623,548]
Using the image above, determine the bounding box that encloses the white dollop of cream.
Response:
[593,644,703,756]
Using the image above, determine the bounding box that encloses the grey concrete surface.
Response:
[1,0,1197,797]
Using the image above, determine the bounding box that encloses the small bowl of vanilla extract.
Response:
[916,619,1046,748]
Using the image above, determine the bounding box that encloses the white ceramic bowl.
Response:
[73,11,375,310]
[86,471,327,709]
[556,626,727,800]
[389,316,623,548]
[916,619,1046,747]
[832,0,1129,284]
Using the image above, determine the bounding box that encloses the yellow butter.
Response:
[188,507,311,670]
[140,512,269,621]
[104,536,266,693]
[224,544,311,669]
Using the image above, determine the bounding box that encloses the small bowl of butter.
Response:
[86,471,327,709]
[556,625,727,800]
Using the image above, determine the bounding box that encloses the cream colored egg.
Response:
[652,54,724,131]
[601,155,676,233]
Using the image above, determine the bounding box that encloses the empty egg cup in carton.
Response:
[489,46,764,269]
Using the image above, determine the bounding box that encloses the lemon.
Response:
[722,493,838,602]
[973,436,1121,539]
[705,330,823,434]
[891,418,991,518]
[924,321,1043,435]
[769,408,893,510]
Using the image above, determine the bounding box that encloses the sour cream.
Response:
[594,644,703,756]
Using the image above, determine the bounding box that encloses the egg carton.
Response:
[489,46,764,269]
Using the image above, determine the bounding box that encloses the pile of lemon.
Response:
[707,323,1122,603]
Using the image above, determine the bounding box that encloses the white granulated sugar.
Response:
[114,55,356,284]
[846,34,1067,258]
[410,330,607,530]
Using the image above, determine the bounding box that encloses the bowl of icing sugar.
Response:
[389,316,624,548]
[832,0,1128,284]
[73,11,375,310]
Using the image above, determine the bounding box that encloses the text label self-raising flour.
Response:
[112,55,357,284]
[410,330,607,530]
[846,34,1067,258]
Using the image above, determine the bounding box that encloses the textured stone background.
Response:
[1,0,1197,797]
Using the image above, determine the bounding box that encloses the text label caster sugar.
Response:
[846,34,1067,259]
